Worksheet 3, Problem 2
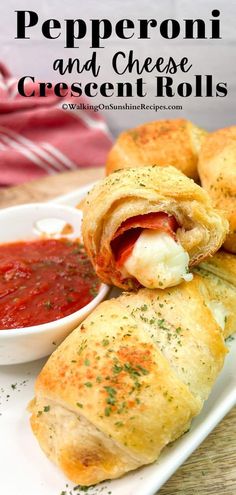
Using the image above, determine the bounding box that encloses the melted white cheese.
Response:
[207,301,228,330]
[123,229,192,289]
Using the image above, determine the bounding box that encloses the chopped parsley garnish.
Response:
[115,421,124,427]
[44,300,53,309]
[112,363,123,374]
[140,304,148,311]
[104,406,112,417]
[84,381,93,388]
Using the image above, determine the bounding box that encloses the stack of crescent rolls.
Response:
[29,119,236,487]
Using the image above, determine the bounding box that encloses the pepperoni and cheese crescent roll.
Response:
[195,251,236,338]
[198,126,236,253]
[82,166,228,290]
[106,119,207,180]
[29,280,226,486]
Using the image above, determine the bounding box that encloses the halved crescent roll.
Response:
[29,280,226,486]
[195,251,236,338]
[82,166,228,290]
[198,126,236,253]
[106,119,207,180]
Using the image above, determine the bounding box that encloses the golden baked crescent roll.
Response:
[106,119,207,180]
[29,280,226,486]
[199,250,236,286]
[194,251,236,338]
[82,166,228,290]
[198,126,236,253]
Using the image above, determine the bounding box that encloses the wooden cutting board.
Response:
[1,167,236,495]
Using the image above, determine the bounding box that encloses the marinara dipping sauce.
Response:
[0,238,100,329]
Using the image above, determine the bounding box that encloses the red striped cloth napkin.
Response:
[0,63,113,186]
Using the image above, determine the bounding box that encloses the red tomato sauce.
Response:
[0,238,100,329]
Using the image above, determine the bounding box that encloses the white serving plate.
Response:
[0,183,236,495]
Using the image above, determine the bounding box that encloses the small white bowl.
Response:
[0,203,109,365]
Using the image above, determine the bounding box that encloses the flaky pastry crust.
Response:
[198,126,236,253]
[106,119,207,180]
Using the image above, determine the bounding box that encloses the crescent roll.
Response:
[198,126,236,253]
[29,280,226,486]
[82,166,228,290]
[195,251,236,339]
[106,119,207,180]
[199,250,236,286]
